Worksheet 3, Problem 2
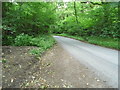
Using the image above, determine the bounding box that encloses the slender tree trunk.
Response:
[74,1,78,24]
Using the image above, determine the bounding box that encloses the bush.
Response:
[2,35,14,45]
[15,33,33,46]
[29,35,56,56]
[30,35,56,50]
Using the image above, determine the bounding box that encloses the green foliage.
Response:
[30,35,56,49]
[29,48,44,56]
[15,33,33,46]
[55,2,119,39]
[87,36,119,49]
[29,35,56,55]
[2,2,119,50]
[58,33,119,50]
[2,35,14,45]
[2,2,56,45]
[14,34,55,49]
[14,34,56,55]
[2,59,7,63]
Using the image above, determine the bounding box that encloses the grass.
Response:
[29,48,44,56]
[57,33,119,50]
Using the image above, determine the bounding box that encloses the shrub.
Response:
[2,35,14,45]
[30,35,56,50]
[14,33,33,46]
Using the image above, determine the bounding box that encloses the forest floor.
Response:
[2,45,111,88]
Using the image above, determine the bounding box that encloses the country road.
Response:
[53,36,119,88]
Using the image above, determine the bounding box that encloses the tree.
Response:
[73,1,78,24]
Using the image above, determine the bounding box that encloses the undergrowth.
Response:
[14,33,56,56]
[57,33,119,50]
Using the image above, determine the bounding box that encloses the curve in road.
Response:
[53,36,118,88]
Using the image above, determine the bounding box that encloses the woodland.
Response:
[2,2,119,50]
[1,1,120,88]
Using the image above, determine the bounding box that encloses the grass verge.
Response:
[14,34,56,56]
[56,33,119,50]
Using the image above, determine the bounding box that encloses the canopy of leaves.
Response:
[2,2,119,45]
[54,2,119,38]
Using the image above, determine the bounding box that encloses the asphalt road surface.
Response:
[53,36,118,88]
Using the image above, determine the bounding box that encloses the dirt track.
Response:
[2,45,111,88]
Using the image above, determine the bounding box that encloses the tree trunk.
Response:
[74,1,78,24]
